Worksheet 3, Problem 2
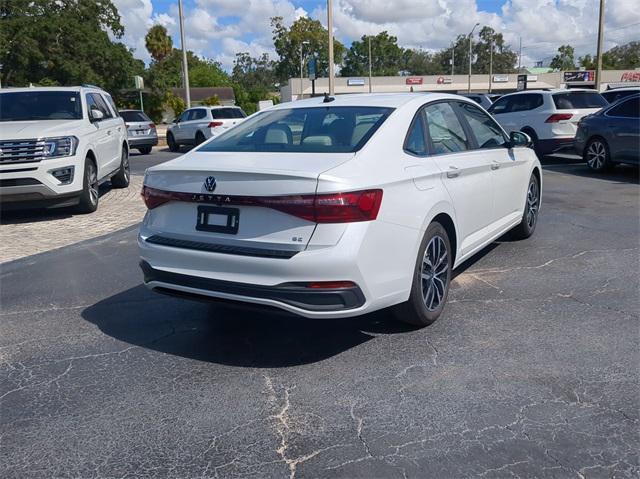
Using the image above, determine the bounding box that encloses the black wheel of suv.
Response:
[393,222,452,327]
[195,131,206,146]
[76,158,99,214]
[167,132,179,152]
[111,145,130,188]
[584,137,612,172]
[138,146,152,155]
[510,173,540,240]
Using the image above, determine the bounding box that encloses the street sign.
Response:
[492,75,509,82]
[347,78,365,86]
[406,77,423,85]
[134,75,144,90]
[307,57,317,81]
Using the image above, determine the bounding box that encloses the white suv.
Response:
[488,89,608,156]
[166,106,247,151]
[0,86,129,213]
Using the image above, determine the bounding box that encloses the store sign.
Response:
[527,75,538,82]
[517,74,528,91]
[406,77,423,85]
[564,71,595,82]
[621,71,640,82]
[347,78,365,86]
[436,76,452,84]
[492,75,509,83]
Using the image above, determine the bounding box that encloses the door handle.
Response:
[446,166,460,178]
[491,162,500,170]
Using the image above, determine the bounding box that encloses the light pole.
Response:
[451,42,455,77]
[595,0,605,90]
[327,0,335,95]
[468,23,479,93]
[178,0,190,108]
[368,36,373,93]
[299,41,310,100]
[488,39,493,93]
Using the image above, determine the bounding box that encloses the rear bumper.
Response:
[140,260,366,313]
[537,137,575,155]
[128,136,158,148]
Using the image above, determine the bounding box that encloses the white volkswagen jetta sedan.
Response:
[139,94,541,326]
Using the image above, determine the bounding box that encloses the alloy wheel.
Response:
[421,235,448,311]
[586,141,606,170]
[88,163,98,206]
[526,179,539,228]
[122,148,130,182]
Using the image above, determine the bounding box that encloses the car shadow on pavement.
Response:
[542,163,639,185]
[82,284,417,368]
[0,183,113,225]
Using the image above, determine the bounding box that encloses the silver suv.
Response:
[166,106,247,151]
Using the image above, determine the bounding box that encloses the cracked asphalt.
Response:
[1,161,638,478]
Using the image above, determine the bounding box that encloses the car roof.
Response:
[189,105,242,109]
[496,88,601,99]
[0,86,106,94]
[271,93,469,110]
[604,86,640,91]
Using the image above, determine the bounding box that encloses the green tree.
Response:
[271,16,345,83]
[472,26,518,74]
[145,25,173,63]
[580,42,640,70]
[0,0,144,91]
[402,49,440,75]
[341,32,405,77]
[232,52,277,90]
[550,45,576,71]
[433,35,470,75]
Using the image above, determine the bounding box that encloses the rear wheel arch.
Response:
[430,213,457,267]
[521,126,537,139]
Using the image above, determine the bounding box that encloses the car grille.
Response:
[0,139,47,164]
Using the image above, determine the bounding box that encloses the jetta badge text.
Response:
[204,176,217,192]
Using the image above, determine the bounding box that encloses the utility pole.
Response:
[489,39,493,93]
[178,0,190,108]
[299,41,309,100]
[518,36,522,72]
[327,0,335,95]
[451,44,455,77]
[595,0,605,90]
[368,36,372,93]
[468,23,479,93]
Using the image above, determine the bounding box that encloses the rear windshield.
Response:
[553,92,607,109]
[199,106,394,153]
[120,110,150,122]
[211,108,247,119]
[0,91,82,121]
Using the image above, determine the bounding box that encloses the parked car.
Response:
[601,87,640,104]
[574,93,640,171]
[119,109,157,155]
[166,106,247,151]
[0,86,129,213]
[139,93,541,326]
[458,93,493,110]
[488,89,608,156]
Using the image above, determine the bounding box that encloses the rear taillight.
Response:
[149,123,156,129]
[307,281,357,289]
[545,113,573,123]
[208,121,223,128]
[140,186,383,223]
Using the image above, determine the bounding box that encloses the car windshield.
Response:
[552,92,607,109]
[199,106,394,153]
[120,111,150,122]
[0,91,83,121]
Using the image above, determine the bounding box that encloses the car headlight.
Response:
[42,136,79,158]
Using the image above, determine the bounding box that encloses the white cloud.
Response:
[114,0,640,70]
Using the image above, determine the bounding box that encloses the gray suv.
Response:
[119,110,158,155]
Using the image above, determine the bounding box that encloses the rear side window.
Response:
[199,106,393,153]
[488,96,511,114]
[456,102,507,149]
[191,109,207,120]
[211,108,247,119]
[607,97,640,118]
[424,102,469,154]
[553,92,607,109]
[510,94,543,112]
[120,111,150,122]
[103,93,119,117]
[404,112,427,156]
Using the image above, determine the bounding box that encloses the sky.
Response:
[112,0,640,72]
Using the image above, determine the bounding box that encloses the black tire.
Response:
[76,158,99,214]
[111,145,130,188]
[393,222,452,327]
[511,173,540,240]
[167,132,179,152]
[195,132,206,146]
[584,137,612,172]
[138,146,152,155]
[521,128,541,157]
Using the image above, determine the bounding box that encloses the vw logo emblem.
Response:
[204,176,217,192]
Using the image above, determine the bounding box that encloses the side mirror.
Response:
[90,108,104,122]
[507,131,532,148]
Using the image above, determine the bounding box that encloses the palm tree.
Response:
[145,25,173,63]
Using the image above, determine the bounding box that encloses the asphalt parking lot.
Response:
[1,150,638,478]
